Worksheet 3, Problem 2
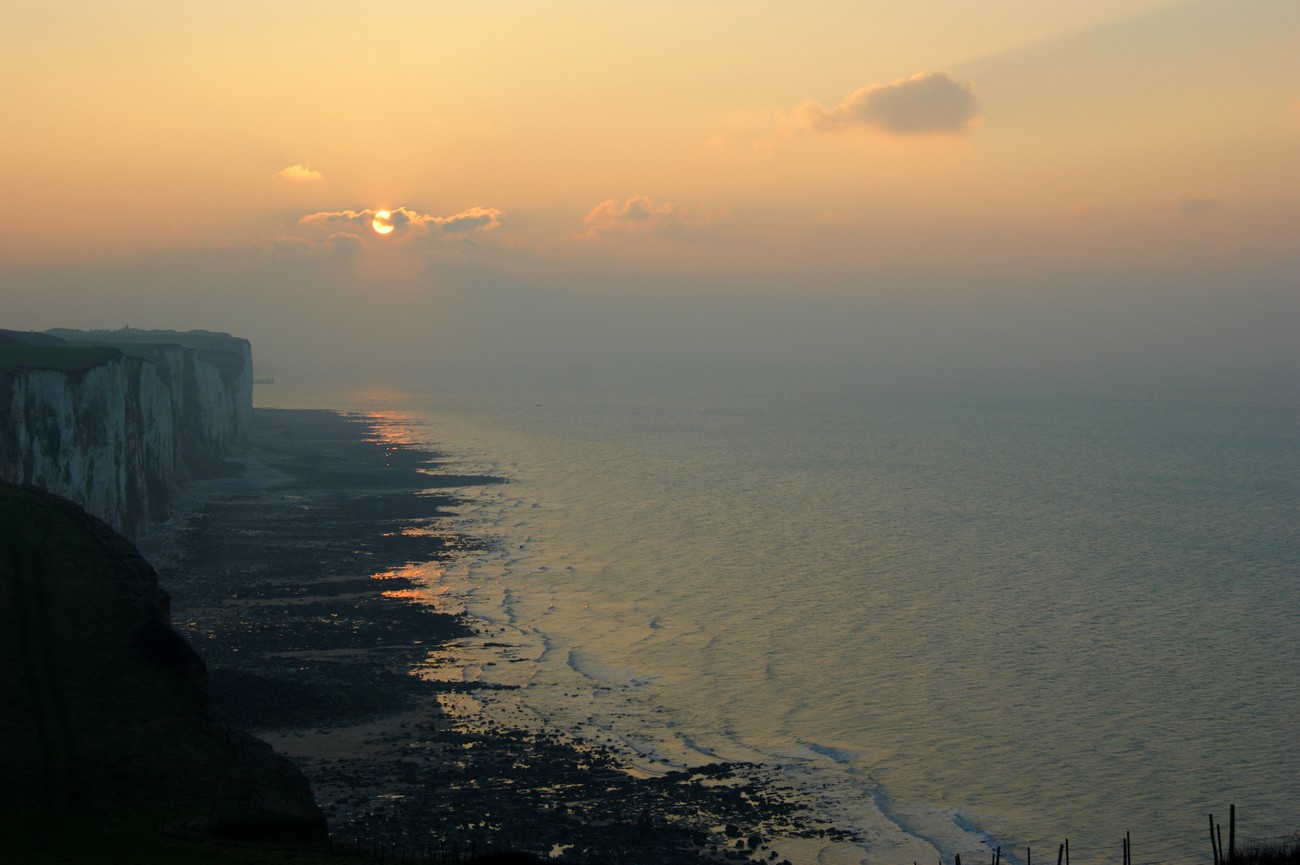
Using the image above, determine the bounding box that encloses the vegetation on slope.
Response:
[0,344,121,373]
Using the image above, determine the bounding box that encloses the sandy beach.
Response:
[141,407,848,865]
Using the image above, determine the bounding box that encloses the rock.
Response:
[0,328,254,540]
[0,483,326,841]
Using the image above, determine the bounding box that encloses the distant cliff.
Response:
[0,328,253,539]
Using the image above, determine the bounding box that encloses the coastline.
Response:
[143,407,852,864]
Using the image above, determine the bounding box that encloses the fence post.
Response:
[1229,804,1236,865]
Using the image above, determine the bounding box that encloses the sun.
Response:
[371,210,395,235]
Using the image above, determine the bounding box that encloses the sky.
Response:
[2,0,1296,392]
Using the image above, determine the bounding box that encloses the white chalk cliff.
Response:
[0,329,253,539]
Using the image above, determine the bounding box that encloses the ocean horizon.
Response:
[259,374,1298,865]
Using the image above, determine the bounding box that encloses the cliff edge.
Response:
[0,482,326,841]
[0,328,253,539]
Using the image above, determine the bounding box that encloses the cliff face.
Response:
[46,328,254,464]
[0,354,173,539]
[182,341,254,468]
[0,483,325,839]
[104,337,254,474]
[0,330,253,539]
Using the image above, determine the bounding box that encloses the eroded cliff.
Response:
[0,329,253,539]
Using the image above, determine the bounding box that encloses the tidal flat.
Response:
[142,407,849,865]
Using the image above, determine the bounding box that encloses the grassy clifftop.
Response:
[0,344,122,373]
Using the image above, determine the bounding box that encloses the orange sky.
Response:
[2,0,1296,389]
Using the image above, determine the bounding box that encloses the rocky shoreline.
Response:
[142,407,853,865]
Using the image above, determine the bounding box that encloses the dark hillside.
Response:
[0,483,325,842]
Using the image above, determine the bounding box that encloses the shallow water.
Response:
[263,378,1299,865]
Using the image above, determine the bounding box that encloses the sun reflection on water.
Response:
[370,562,455,612]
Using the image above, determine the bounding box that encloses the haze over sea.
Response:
[270,374,1296,865]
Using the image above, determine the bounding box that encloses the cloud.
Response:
[796,72,981,136]
[323,232,364,256]
[1175,195,1225,216]
[298,209,372,229]
[274,164,324,181]
[425,206,504,233]
[582,196,716,239]
[298,205,503,234]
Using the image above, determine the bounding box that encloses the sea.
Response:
[260,374,1298,865]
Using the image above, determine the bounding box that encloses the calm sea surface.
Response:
[265,378,1299,865]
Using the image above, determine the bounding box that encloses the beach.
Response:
[234,381,1298,865]
[141,407,850,865]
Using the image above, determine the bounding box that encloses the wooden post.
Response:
[1058,843,1064,865]
[1027,847,1031,865]
[1065,838,1070,865]
[1210,815,1219,865]
[1229,804,1236,865]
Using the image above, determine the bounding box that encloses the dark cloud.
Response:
[324,232,364,256]
[798,72,981,135]
[583,196,713,239]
